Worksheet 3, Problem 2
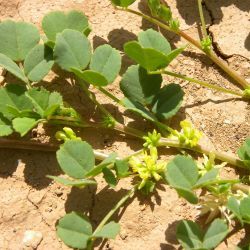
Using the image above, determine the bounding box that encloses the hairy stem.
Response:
[197,0,208,38]
[150,70,245,98]
[118,7,250,89]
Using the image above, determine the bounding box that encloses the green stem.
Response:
[119,7,250,89]
[98,86,121,104]
[194,179,240,189]
[197,0,208,38]
[150,70,245,98]
[88,186,136,249]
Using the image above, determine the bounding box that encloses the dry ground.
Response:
[0,0,249,249]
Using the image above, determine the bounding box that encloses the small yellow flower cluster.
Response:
[143,129,161,148]
[171,120,202,148]
[129,147,166,190]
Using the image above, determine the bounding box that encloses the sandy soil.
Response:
[0,0,249,249]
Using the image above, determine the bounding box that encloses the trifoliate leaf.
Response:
[56,140,95,179]
[24,44,54,82]
[57,212,92,249]
[93,221,120,239]
[42,10,90,42]
[0,20,40,61]
[151,84,184,120]
[120,65,162,105]
[12,117,41,136]
[54,29,91,72]
[0,54,28,83]
[26,87,63,118]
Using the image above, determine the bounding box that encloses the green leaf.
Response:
[152,84,184,120]
[24,44,54,82]
[90,44,121,83]
[203,219,228,249]
[26,88,63,118]
[12,117,41,136]
[115,160,130,178]
[0,20,40,61]
[176,220,203,249]
[238,138,250,168]
[122,97,156,122]
[239,197,250,223]
[138,29,171,55]
[164,47,186,66]
[56,140,95,179]
[0,54,28,83]
[57,212,92,249]
[165,155,198,204]
[54,29,91,72]
[124,41,170,71]
[72,69,108,86]
[93,221,120,239]
[86,152,118,177]
[0,84,33,119]
[227,197,243,225]
[194,168,219,188]
[111,0,136,7]
[120,65,162,105]
[0,114,13,136]
[47,175,97,188]
[147,0,161,16]
[102,167,117,188]
[42,10,90,42]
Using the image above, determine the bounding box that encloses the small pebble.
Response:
[22,230,43,249]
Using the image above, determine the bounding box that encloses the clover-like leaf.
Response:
[0,20,40,61]
[120,65,162,105]
[194,168,219,188]
[238,138,250,168]
[122,97,156,122]
[0,54,28,84]
[0,84,33,120]
[0,114,13,137]
[203,219,228,249]
[26,87,63,118]
[176,220,203,249]
[47,175,97,188]
[24,44,54,82]
[12,117,41,136]
[227,197,243,225]
[165,155,198,204]
[138,29,171,55]
[57,212,92,249]
[151,84,184,120]
[111,0,136,7]
[103,167,117,188]
[54,29,91,72]
[124,41,169,71]
[57,140,95,179]
[93,221,120,239]
[42,10,90,42]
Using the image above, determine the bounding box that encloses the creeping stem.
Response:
[149,70,245,98]
[197,0,208,38]
[118,7,250,89]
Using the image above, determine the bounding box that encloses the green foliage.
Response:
[238,138,250,168]
[57,140,95,179]
[176,219,229,250]
[121,65,184,121]
[111,0,136,7]
[115,160,130,178]
[57,212,120,249]
[54,29,91,72]
[42,10,90,42]
[102,167,118,187]
[47,175,97,188]
[24,44,54,82]
[0,54,28,84]
[0,20,40,61]
[124,29,185,71]
[73,44,121,86]
[227,196,250,225]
